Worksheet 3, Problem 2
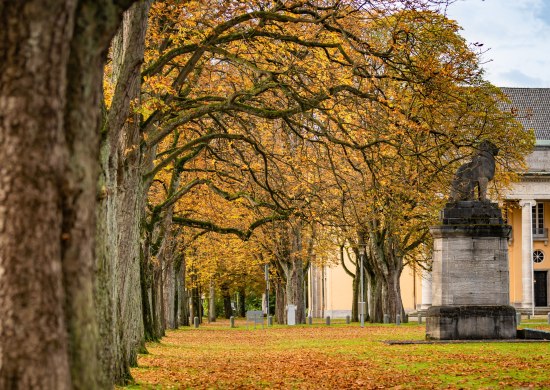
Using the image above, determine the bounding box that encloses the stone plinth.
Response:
[426,305,517,340]
[426,201,516,340]
[440,201,504,225]
[430,225,511,306]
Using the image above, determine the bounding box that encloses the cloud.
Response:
[446,0,550,87]
[497,70,545,87]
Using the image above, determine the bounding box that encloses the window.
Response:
[533,250,545,264]
[532,203,545,237]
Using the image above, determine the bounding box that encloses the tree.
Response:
[98,1,151,384]
[136,1,533,328]
[0,0,136,388]
[305,7,534,320]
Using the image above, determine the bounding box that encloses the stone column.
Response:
[420,271,432,310]
[519,199,535,309]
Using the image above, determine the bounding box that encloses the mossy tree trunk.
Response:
[0,0,135,388]
[96,0,150,385]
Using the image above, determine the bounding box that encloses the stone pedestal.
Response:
[426,201,517,340]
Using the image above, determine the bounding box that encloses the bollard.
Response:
[547,313,550,325]
[383,314,389,324]
[516,312,521,325]
[417,314,422,324]
[230,316,235,328]
[396,314,401,326]
[194,316,199,328]
[527,313,531,320]
[268,315,273,326]
[346,315,351,324]
[326,316,331,326]
[308,316,313,325]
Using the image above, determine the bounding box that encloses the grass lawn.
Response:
[124,318,550,389]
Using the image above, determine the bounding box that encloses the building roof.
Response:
[500,87,550,142]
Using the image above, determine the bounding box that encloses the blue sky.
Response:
[445,0,550,87]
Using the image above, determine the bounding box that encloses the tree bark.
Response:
[163,256,176,329]
[191,286,202,322]
[177,255,190,326]
[366,227,405,323]
[140,246,155,340]
[382,258,405,322]
[0,0,135,388]
[96,0,150,384]
[237,287,246,317]
[367,272,383,323]
[221,283,233,319]
[351,262,360,322]
[152,264,165,338]
[275,277,287,324]
[208,281,217,322]
[284,258,306,324]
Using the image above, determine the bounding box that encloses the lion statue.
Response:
[449,140,499,202]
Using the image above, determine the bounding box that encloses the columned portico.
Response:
[518,199,535,309]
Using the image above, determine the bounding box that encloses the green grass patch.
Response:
[122,320,550,389]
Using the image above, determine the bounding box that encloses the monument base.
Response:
[426,305,516,340]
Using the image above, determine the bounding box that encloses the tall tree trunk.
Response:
[285,258,306,324]
[0,1,134,388]
[382,257,405,322]
[352,264,360,322]
[275,277,287,324]
[191,286,202,321]
[208,282,217,322]
[237,287,246,317]
[178,255,190,326]
[367,272,383,323]
[96,1,150,384]
[0,4,76,386]
[278,223,306,324]
[163,257,176,329]
[221,283,233,319]
[152,265,165,338]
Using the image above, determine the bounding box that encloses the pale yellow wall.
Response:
[508,201,550,306]
[508,206,523,305]
[324,257,354,316]
[400,266,422,311]
[324,255,421,314]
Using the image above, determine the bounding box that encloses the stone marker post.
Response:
[286,304,296,326]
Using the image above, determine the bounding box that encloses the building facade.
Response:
[495,87,550,311]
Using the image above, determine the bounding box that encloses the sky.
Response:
[445,0,550,87]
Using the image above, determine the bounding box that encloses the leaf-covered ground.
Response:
[125,318,550,389]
